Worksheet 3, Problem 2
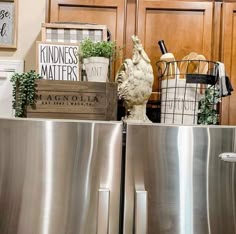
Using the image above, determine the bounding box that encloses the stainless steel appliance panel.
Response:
[124,124,236,234]
[0,118,122,234]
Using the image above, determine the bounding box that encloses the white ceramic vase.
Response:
[83,57,109,82]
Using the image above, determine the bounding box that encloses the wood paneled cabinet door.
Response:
[46,0,126,73]
[221,2,236,125]
[136,0,236,124]
[137,0,214,102]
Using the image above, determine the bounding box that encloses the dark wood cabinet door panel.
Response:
[222,2,236,125]
[48,0,127,78]
[137,0,213,100]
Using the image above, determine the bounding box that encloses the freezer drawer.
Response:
[124,124,236,234]
[0,118,123,234]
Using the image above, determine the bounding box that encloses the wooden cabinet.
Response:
[137,0,214,100]
[46,0,236,125]
[46,0,126,72]
[221,2,236,125]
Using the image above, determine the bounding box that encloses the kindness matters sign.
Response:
[37,42,80,81]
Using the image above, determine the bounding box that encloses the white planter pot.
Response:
[83,57,109,82]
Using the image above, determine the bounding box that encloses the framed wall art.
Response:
[0,0,17,48]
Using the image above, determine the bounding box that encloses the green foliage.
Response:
[10,71,42,117]
[198,87,220,125]
[80,38,120,59]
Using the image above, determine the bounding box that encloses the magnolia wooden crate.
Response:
[27,80,118,120]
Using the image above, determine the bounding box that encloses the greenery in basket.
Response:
[198,87,220,125]
[80,38,121,60]
[10,70,42,117]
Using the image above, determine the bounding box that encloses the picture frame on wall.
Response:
[0,0,17,48]
[36,41,80,81]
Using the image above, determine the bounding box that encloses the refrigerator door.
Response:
[124,124,236,234]
[0,118,122,234]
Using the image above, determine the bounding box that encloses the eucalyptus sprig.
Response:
[198,87,220,125]
[10,70,42,117]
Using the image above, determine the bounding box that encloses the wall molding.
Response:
[0,59,24,117]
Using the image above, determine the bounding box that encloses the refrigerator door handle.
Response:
[219,152,236,162]
[97,188,110,234]
[135,190,148,234]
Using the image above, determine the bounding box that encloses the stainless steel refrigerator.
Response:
[124,123,236,234]
[0,118,123,234]
[1,119,236,234]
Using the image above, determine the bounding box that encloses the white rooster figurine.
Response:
[115,35,154,122]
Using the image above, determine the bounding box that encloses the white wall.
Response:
[0,0,46,71]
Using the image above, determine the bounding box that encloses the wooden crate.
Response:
[27,80,118,121]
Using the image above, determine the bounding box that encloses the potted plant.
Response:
[10,70,42,117]
[80,38,117,82]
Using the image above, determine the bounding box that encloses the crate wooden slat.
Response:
[26,80,118,121]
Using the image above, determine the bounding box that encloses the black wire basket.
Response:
[156,60,221,125]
